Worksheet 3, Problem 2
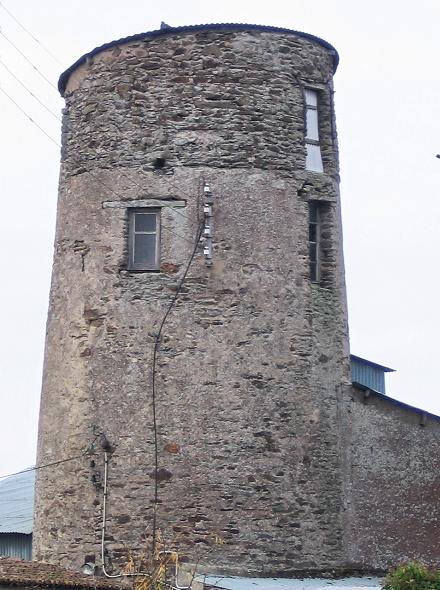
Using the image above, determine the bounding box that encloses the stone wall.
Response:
[342,388,440,570]
[34,26,351,576]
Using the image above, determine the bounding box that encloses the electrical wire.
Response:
[151,219,205,554]
[0,85,60,147]
[0,29,58,91]
[0,57,61,121]
[0,1,63,66]
[0,79,195,246]
[1,34,207,563]
[0,435,100,481]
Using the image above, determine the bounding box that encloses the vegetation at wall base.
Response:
[384,563,440,590]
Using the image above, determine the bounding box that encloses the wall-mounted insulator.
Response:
[202,183,214,267]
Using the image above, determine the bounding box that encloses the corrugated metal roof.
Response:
[0,470,35,534]
[350,355,394,373]
[58,23,339,95]
[202,576,382,590]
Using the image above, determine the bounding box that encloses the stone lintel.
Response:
[102,199,186,209]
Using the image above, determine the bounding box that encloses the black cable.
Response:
[0,82,195,246]
[0,85,60,147]
[0,57,61,121]
[0,1,63,66]
[0,30,58,91]
[151,219,205,554]
[0,434,100,481]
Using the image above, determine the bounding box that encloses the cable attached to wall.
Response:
[0,433,100,481]
[151,216,205,554]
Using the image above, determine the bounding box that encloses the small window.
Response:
[309,202,320,282]
[304,89,324,173]
[128,208,160,271]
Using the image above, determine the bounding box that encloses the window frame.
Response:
[127,207,161,272]
[308,201,321,283]
[304,88,324,173]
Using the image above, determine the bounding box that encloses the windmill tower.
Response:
[33,24,351,576]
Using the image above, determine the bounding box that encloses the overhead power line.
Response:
[0,85,60,147]
[0,29,58,91]
[0,1,63,66]
[0,46,198,246]
[0,443,93,479]
[0,57,61,121]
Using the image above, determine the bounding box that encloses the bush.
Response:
[384,563,440,590]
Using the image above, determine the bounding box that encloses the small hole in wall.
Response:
[154,157,166,169]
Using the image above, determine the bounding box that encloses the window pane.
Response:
[135,212,157,232]
[306,143,324,173]
[309,243,317,262]
[305,89,318,107]
[309,223,317,242]
[306,108,319,140]
[310,263,317,282]
[134,233,156,266]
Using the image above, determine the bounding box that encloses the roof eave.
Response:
[58,23,339,96]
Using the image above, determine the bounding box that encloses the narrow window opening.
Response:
[308,201,333,286]
[309,202,320,283]
[304,89,324,173]
[128,208,160,271]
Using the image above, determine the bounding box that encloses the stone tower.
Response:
[34,24,352,576]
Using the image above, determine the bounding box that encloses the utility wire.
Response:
[0,29,58,91]
[151,219,205,554]
[0,435,99,481]
[0,85,60,147]
[0,57,61,121]
[1,82,195,246]
[0,33,194,231]
[0,1,63,66]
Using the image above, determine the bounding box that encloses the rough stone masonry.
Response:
[33,24,440,577]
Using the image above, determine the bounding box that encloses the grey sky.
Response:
[0,0,439,476]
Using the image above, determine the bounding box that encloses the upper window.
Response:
[128,208,160,271]
[304,89,324,173]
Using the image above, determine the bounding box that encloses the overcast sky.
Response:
[0,0,439,477]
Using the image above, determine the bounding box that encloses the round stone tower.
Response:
[34,24,351,577]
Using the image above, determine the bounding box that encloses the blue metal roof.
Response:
[58,23,339,95]
[0,469,35,534]
[350,355,394,373]
[202,576,382,590]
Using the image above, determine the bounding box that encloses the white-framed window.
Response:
[304,89,324,173]
[128,208,161,271]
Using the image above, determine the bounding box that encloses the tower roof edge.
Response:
[58,22,339,96]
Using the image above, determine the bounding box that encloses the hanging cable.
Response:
[0,58,61,121]
[0,83,196,247]
[0,30,58,91]
[0,1,63,66]
[101,451,192,589]
[0,85,60,147]
[151,218,205,554]
[0,434,100,481]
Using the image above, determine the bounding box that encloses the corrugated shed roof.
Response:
[58,23,339,95]
[0,470,35,534]
[350,355,394,373]
[203,576,382,590]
